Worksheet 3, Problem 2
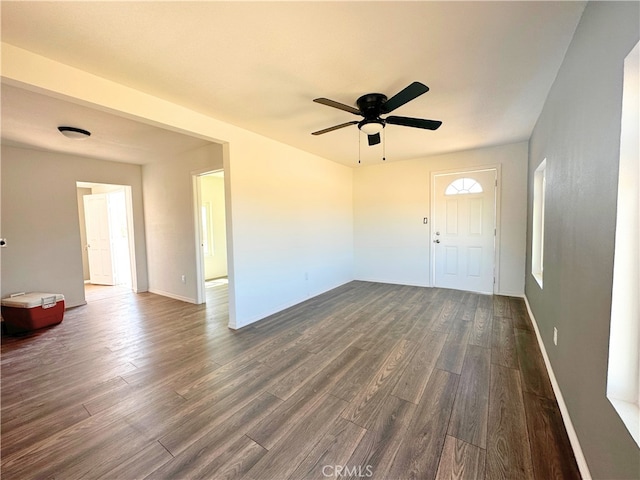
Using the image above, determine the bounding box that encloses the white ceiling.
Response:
[0,1,586,166]
[1,84,213,164]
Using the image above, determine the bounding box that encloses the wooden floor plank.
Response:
[157,434,267,480]
[491,316,518,369]
[436,319,472,375]
[157,386,282,457]
[344,394,416,480]
[430,296,462,333]
[0,282,579,480]
[245,393,349,480]
[1,402,91,459]
[509,297,533,331]
[387,368,460,480]
[82,376,137,415]
[435,435,486,480]
[486,364,535,480]
[514,328,555,399]
[287,417,367,480]
[493,295,512,318]
[402,301,437,340]
[149,392,282,478]
[523,392,582,480]
[447,345,490,449]
[174,357,263,400]
[391,331,447,404]
[352,301,406,351]
[1,408,150,479]
[468,305,493,348]
[247,345,364,450]
[327,340,395,402]
[341,338,417,428]
[96,441,173,480]
[2,357,138,414]
[267,331,362,400]
[110,388,189,444]
[454,292,480,323]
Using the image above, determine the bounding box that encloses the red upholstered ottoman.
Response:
[1,292,65,334]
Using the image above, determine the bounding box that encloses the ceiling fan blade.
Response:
[381,82,430,114]
[313,98,361,115]
[311,120,359,136]
[385,116,442,130]
[367,133,381,146]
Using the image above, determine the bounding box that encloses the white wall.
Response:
[228,138,353,328]
[143,143,223,303]
[0,145,148,307]
[354,141,528,296]
[0,44,355,328]
[202,175,227,280]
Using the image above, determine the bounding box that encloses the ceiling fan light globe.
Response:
[359,121,384,135]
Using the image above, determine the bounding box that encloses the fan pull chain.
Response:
[383,128,386,161]
[358,131,361,164]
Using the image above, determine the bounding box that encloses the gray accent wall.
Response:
[526,2,639,478]
[1,145,149,307]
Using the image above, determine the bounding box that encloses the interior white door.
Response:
[83,193,115,285]
[433,169,496,294]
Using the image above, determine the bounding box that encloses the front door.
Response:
[83,193,115,285]
[432,169,497,294]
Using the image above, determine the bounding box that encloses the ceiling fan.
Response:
[311,81,442,146]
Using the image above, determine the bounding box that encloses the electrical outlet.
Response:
[181,275,186,284]
[553,327,558,346]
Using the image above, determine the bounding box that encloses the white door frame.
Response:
[123,186,138,293]
[430,164,502,293]
[78,183,137,292]
[192,168,225,305]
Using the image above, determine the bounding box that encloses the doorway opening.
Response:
[431,167,499,294]
[193,170,228,305]
[77,182,136,302]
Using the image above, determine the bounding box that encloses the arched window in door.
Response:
[445,177,483,195]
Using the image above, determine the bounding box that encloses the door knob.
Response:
[434,239,440,243]
[436,231,440,235]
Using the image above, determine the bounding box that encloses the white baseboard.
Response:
[498,291,525,298]
[148,288,196,304]
[523,295,592,480]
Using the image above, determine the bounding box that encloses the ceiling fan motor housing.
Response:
[356,93,387,120]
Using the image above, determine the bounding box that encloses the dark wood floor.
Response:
[1,281,580,479]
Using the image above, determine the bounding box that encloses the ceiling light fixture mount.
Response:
[58,126,91,139]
